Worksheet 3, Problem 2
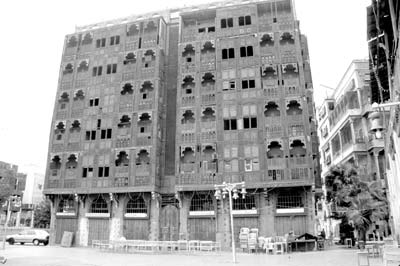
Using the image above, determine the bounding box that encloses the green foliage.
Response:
[325,164,389,241]
[34,200,51,228]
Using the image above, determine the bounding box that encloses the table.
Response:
[291,240,316,252]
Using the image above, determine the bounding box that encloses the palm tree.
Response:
[325,164,389,243]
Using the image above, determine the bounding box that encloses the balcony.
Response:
[264,116,281,125]
[266,158,286,168]
[181,95,196,107]
[289,157,309,166]
[176,173,222,190]
[181,123,196,132]
[180,163,196,173]
[135,164,151,176]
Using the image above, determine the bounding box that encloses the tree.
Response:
[33,200,51,228]
[325,164,389,243]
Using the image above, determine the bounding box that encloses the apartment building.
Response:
[43,0,320,248]
[316,59,388,238]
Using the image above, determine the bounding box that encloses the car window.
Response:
[27,231,35,235]
[19,231,27,235]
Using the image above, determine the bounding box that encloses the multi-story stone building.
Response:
[367,0,400,241]
[43,0,320,247]
[316,59,389,239]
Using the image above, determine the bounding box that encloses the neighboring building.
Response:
[0,161,26,226]
[316,59,389,240]
[43,0,320,247]
[19,165,45,227]
[367,0,400,242]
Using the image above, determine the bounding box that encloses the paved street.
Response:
[0,245,384,266]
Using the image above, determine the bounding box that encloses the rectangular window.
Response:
[221,19,227,28]
[82,168,88,178]
[92,66,102,76]
[107,64,112,74]
[222,49,228,59]
[244,159,252,172]
[198,28,205,33]
[243,117,257,129]
[89,98,99,107]
[240,46,254,57]
[208,26,215,32]
[112,64,117,73]
[101,129,106,139]
[107,129,112,138]
[227,18,233,27]
[104,167,109,177]
[110,35,120,45]
[228,48,235,58]
[91,130,96,140]
[245,15,251,25]
[97,119,101,129]
[96,38,106,48]
[222,48,235,59]
[224,119,237,130]
[85,131,96,140]
[98,167,103,177]
[242,79,255,89]
[239,16,245,26]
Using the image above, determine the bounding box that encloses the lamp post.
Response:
[214,181,246,264]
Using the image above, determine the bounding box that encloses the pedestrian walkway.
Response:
[0,245,386,266]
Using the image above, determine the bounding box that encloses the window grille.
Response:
[233,194,256,210]
[190,192,214,211]
[126,196,147,214]
[277,191,303,209]
[90,196,108,213]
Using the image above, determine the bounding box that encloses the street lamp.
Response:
[214,181,246,264]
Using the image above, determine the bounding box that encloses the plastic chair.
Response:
[357,251,370,266]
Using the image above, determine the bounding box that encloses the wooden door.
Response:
[88,219,110,245]
[123,219,149,240]
[160,205,179,241]
[188,217,216,241]
[274,216,307,236]
[55,218,78,244]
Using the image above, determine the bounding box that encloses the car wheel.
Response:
[33,239,40,246]
[8,238,14,245]
[43,241,49,246]
[20,242,25,245]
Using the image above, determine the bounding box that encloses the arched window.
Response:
[66,154,78,169]
[126,196,147,214]
[115,151,129,166]
[81,33,93,45]
[67,36,78,48]
[190,192,214,211]
[233,194,256,210]
[90,196,108,213]
[127,24,139,36]
[121,83,133,95]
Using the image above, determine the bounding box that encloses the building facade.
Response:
[316,59,389,239]
[367,0,400,241]
[43,0,320,247]
[0,161,26,227]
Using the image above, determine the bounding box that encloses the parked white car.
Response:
[6,229,49,246]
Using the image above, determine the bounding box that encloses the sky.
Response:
[0,0,370,172]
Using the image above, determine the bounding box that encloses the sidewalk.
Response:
[1,244,384,266]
